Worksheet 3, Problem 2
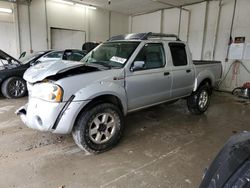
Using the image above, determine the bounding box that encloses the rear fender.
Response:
[194,70,214,92]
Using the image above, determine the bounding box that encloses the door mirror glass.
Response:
[131,61,145,72]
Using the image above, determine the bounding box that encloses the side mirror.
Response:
[19,51,26,59]
[130,61,145,72]
[30,60,40,66]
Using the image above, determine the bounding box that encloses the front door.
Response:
[125,43,172,111]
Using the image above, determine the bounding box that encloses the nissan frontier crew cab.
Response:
[17,33,222,153]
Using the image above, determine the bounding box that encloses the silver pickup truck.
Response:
[17,33,222,153]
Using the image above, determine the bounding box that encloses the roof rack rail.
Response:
[107,32,181,41]
[141,32,181,41]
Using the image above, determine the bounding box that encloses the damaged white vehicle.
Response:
[17,33,222,153]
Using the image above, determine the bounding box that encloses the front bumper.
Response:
[16,97,89,134]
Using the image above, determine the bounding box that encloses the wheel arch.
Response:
[72,94,126,131]
[194,78,212,94]
[85,94,125,114]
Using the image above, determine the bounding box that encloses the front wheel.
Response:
[72,103,124,154]
[187,84,211,115]
[1,77,27,99]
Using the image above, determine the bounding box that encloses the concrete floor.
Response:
[0,92,250,188]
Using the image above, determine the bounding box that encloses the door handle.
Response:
[164,72,170,76]
[186,69,191,73]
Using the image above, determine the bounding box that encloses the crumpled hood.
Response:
[24,60,84,83]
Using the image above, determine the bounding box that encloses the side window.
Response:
[64,51,86,61]
[44,51,63,59]
[70,51,86,61]
[169,43,188,66]
[134,43,165,70]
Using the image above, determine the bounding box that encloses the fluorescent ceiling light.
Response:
[0,8,13,14]
[53,0,74,5]
[75,3,97,10]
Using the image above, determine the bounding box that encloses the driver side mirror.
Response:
[130,61,145,72]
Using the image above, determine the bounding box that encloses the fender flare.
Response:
[73,81,128,114]
[194,70,214,92]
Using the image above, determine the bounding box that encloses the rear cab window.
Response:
[169,43,188,66]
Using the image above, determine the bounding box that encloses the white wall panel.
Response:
[184,2,206,60]
[162,8,189,41]
[179,10,189,42]
[110,12,129,37]
[29,0,47,51]
[214,1,234,61]
[202,1,220,60]
[0,22,17,57]
[132,11,161,33]
[88,9,109,42]
[0,1,17,57]
[51,28,86,49]
[47,1,86,31]
[162,8,179,35]
[18,4,30,53]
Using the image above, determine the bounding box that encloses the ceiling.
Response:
[73,0,207,15]
[4,0,207,14]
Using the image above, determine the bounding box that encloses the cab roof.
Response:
[107,32,181,42]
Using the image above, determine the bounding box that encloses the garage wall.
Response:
[88,8,109,42]
[132,11,161,33]
[110,11,129,37]
[130,0,250,91]
[18,4,30,54]
[131,8,189,42]
[29,0,48,51]
[184,2,206,60]
[0,1,18,57]
[162,8,189,42]
[216,0,250,90]
[16,0,129,53]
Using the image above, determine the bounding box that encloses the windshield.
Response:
[19,52,45,64]
[81,42,140,68]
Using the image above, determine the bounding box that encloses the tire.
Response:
[187,84,211,115]
[1,77,27,99]
[72,103,124,154]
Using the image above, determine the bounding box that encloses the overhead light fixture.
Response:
[75,3,97,10]
[0,8,13,14]
[52,0,96,9]
[53,0,74,5]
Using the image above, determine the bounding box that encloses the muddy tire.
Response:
[72,103,124,154]
[187,84,211,115]
[1,77,27,99]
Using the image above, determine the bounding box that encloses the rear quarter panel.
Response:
[194,63,222,91]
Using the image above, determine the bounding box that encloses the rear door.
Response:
[169,43,195,98]
[126,42,172,111]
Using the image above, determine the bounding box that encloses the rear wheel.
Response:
[187,84,211,115]
[1,77,27,99]
[72,103,124,154]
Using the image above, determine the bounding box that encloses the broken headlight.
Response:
[31,83,63,102]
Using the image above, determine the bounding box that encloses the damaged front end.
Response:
[16,60,99,134]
